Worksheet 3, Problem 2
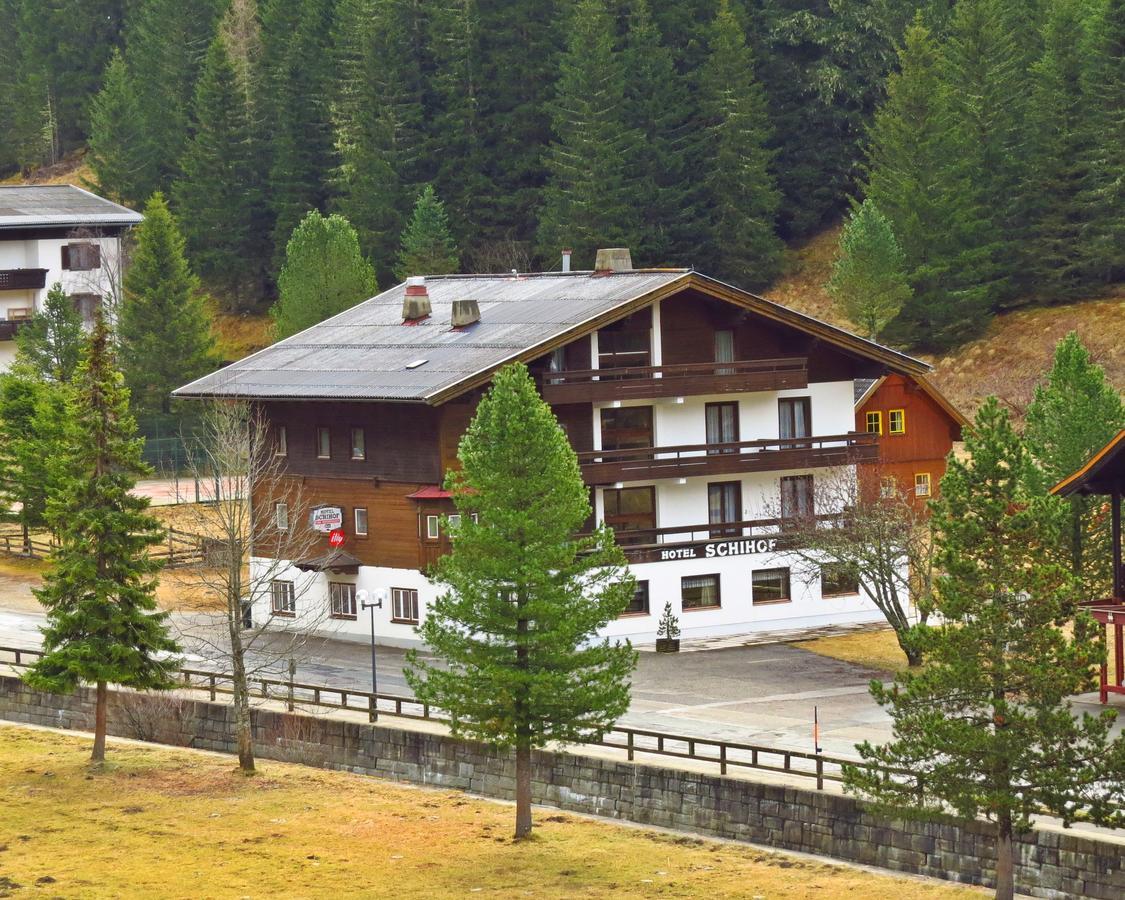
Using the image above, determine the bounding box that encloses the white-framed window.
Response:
[275,502,289,531]
[354,507,368,536]
[317,427,331,459]
[392,587,419,624]
[915,472,932,497]
[351,427,366,460]
[880,476,898,499]
[425,515,440,540]
[329,582,357,619]
[271,580,295,616]
[276,425,287,456]
[447,514,461,530]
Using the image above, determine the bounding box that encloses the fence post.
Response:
[287,658,296,712]
[627,730,634,762]
[816,756,824,791]
[720,743,727,776]
[368,694,376,723]
[209,674,216,701]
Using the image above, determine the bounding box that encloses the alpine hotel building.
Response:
[176,252,932,646]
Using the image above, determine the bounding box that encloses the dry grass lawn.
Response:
[208,300,274,362]
[795,629,911,674]
[0,151,94,188]
[0,724,980,899]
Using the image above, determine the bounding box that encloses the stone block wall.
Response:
[0,675,1120,899]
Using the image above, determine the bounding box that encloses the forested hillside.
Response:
[0,0,1121,355]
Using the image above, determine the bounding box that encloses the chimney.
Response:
[402,275,431,321]
[594,247,633,273]
[451,298,480,328]
[561,249,572,273]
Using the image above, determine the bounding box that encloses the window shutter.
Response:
[61,245,71,269]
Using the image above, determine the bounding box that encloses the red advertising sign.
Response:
[328,529,346,548]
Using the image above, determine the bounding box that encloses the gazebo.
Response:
[1051,429,1125,703]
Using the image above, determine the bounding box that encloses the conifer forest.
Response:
[0,0,1121,352]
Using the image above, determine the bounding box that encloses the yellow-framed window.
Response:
[914,472,931,497]
[865,411,883,434]
[888,408,906,434]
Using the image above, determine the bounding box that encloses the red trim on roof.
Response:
[406,486,454,499]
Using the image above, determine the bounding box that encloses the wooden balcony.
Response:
[541,357,808,404]
[0,319,29,342]
[0,268,47,291]
[578,432,879,485]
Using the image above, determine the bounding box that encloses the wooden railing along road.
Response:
[0,525,205,568]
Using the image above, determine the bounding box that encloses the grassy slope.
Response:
[0,724,978,899]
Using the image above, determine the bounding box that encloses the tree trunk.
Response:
[91,680,107,764]
[905,646,924,667]
[234,684,255,774]
[514,739,532,840]
[995,815,1014,900]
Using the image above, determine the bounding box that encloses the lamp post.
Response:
[360,587,386,721]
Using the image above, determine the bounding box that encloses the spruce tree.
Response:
[270,210,378,341]
[405,363,637,840]
[119,194,216,418]
[24,315,180,765]
[826,201,911,342]
[395,185,461,280]
[693,0,782,287]
[87,50,149,207]
[14,282,85,385]
[846,398,1125,900]
[1024,332,1125,597]
[174,34,270,311]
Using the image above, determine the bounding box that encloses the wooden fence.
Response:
[0,525,205,569]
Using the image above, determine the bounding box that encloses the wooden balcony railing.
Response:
[540,357,808,403]
[0,319,29,342]
[0,268,47,291]
[578,432,879,485]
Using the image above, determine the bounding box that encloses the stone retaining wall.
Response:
[0,675,1120,899]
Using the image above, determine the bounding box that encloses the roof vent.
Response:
[451,298,481,328]
[402,275,431,321]
[561,249,572,273]
[594,247,632,273]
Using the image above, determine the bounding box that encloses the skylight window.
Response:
[405,359,429,369]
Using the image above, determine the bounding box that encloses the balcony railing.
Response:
[0,268,47,291]
[577,432,879,485]
[541,357,808,404]
[0,319,29,341]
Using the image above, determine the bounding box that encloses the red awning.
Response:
[406,486,454,500]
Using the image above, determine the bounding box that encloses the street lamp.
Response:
[359,587,387,721]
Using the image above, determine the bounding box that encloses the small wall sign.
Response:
[328,529,346,548]
[310,506,344,533]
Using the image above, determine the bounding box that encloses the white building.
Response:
[0,185,142,371]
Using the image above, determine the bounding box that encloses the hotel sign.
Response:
[657,536,779,562]
[309,506,344,533]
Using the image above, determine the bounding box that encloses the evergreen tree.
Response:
[13,282,85,385]
[405,363,637,839]
[87,50,149,207]
[536,0,644,267]
[826,201,911,342]
[1024,332,1125,598]
[270,210,378,341]
[1078,0,1125,284]
[395,185,461,280]
[119,194,216,418]
[24,315,180,765]
[846,398,1125,900]
[174,34,270,310]
[693,0,782,287]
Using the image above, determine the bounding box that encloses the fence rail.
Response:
[0,643,877,793]
[0,524,205,568]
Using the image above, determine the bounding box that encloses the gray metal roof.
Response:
[854,378,879,405]
[0,185,143,229]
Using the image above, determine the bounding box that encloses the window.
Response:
[350,427,366,460]
[880,476,898,499]
[752,568,791,604]
[780,474,814,522]
[546,347,566,384]
[275,425,288,456]
[425,515,440,540]
[316,427,331,459]
[392,587,420,624]
[354,507,368,536]
[888,408,906,435]
[602,486,656,543]
[329,582,357,619]
[708,481,742,538]
[61,243,101,271]
[714,329,735,375]
[865,411,882,435]
[271,580,295,616]
[623,581,649,616]
[274,502,289,531]
[600,406,653,451]
[821,563,860,597]
[914,472,932,497]
[778,397,812,442]
[705,402,739,454]
[682,574,721,610]
[70,293,101,327]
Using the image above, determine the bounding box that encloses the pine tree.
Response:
[846,398,1125,900]
[119,194,216,418]
[270,211,378,341]
[13,282,85,384]
[87,50,149,207]
[174,34,270,311]
[395,185,461,280]
[405,363,637,839]
[826,201,911,342]
[693,0,782,287]
[24,315,180,765]
[1024,332,1125,598]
